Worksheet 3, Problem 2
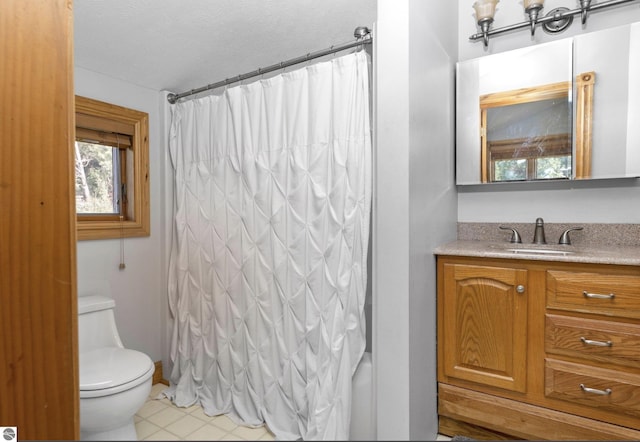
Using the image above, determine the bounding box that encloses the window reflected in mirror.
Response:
[574,71,596,179]
[479,76,594,183]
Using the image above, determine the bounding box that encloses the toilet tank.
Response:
[78,295,124,353]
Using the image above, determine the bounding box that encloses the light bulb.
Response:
[473,0,500,22]
[524,0,544,10]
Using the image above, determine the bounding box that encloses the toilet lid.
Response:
[80,347,153,390]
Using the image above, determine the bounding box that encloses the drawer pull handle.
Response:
[580,337,612,347]
[583,290,615,300]
[580,384,612,396]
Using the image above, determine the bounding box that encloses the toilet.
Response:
[78,295,155,441]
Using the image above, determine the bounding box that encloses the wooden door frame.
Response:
[1,0,79,439]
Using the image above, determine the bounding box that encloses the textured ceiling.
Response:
[74,0,377,94]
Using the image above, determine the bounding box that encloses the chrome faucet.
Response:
[532,217,546,244]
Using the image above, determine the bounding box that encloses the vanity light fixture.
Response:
[524,0,545,35]
[473,0,500,47]
[471,0,640,47]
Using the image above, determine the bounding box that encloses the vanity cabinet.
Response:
[440,263,528,393]
[437,255,640,440]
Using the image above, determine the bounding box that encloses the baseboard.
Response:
[153,360,170,386]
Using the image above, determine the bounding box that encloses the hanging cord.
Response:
[117,133,126,270]
[119,215,126,270]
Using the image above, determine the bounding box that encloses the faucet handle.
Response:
[558,227,584,245]
[499,226,523,244]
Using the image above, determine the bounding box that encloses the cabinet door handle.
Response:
[580,384,612,396]
[580,337,612,347]
[583,290,615,300]
[516,285,525,293]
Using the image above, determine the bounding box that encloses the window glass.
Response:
[536,155,571,179]
[494,159,527,181]
[75,141,121,215]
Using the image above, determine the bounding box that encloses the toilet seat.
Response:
[80,347,154,399]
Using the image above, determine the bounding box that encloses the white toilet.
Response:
[78,295,155,441]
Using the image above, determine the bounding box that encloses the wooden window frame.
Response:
[574,71,595,179]
[479,76,594,183]
[75,96,150,240]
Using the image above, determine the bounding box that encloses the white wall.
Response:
[408,1,458,438]
[75,67,165,363]
[374,4,411,437]
[457,0,640,223]
[374,0,458,439]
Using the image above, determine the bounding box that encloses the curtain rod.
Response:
[167,26,372,104]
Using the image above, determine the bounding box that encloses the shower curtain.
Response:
[166,50,372,440]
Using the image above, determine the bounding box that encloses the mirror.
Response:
[574,21,640,180]
[480,79,573,182]
[456,21,640,185]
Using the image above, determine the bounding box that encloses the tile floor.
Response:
[135,384,275,441]
[138,383,452,441]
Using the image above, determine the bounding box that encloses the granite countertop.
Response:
[434,240,640,266]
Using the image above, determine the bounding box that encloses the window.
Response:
[479,74,594,183]
[487,133,572,182]
[480,82,572,183]
[75,96,149,240]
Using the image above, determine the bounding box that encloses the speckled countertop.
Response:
[435,240,640,266]
[435,223,640,266]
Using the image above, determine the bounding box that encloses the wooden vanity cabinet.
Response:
[440,262,528,393]
[437,255,640,440]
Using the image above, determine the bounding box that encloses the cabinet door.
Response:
[442,263,528,392]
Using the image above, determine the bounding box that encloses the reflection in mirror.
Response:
[574,72,595,178]
[629,23,640,176]
[456,38,573,185]
[480,74,595,182]
[456,22,640,185]
[480,82,572,182]
[574,22,640,179]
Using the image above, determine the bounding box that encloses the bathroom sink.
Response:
[504,248,575,256]
[487,243,577,256]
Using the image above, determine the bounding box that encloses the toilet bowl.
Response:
[78,295,155,441]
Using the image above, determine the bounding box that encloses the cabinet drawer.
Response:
[547,270,640,319]
[546,314,640,368]
[545,358,640,419]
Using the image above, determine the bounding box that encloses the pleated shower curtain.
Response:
[166,50,372,440]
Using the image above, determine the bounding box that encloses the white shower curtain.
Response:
[166,51,371,440]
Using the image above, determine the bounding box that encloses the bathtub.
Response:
[350,351,374,440]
